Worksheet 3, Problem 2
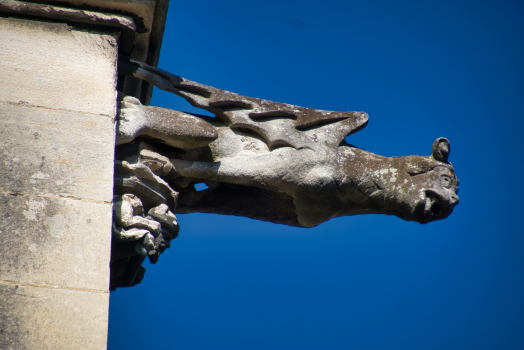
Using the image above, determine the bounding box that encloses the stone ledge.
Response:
[8,0,171,104]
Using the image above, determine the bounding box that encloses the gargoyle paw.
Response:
[116,94,148,145]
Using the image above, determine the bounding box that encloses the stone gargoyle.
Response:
[115,59,459,229]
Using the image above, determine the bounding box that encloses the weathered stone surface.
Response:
[117,94,218,148]
[0,6,163,348]
[0,0,137,55]
[172,139,459,227]
[0,193,112,291]
[0,17,118,117]
[0,283,109,350]
[0,103,115,202]
[37,0,157,63]
[110,143,180,290]
[118,60,460,227]
[32,0,171,103]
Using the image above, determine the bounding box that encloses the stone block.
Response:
[0,193,112,291]
[0,282,109,350]
[0,103,115,203]
[0,17,118,117]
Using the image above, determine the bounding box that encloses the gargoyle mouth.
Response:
[425,193,441,218]
[420,190,451,223]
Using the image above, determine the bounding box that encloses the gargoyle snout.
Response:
[420,188,458,224]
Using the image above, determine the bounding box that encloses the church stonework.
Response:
[1,0,459,348]
[110,60,459,288]
[0,0,169,348]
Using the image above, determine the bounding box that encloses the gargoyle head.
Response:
[364,138,459,224]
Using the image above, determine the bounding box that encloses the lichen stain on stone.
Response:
[22,197,47,221]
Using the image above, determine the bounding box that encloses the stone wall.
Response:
[0,17,117,349]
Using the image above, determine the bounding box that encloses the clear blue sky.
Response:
[108,1,524,349]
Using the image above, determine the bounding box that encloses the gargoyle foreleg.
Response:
[169,147,319,190]
[116,94,218,149]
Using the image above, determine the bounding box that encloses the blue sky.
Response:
[108,1,524,349]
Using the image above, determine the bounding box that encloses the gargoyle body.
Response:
[116,60,459,228]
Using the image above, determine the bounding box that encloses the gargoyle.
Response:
[116,60,459,228]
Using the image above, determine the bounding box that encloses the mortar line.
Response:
[0,101,116,120]
[0,189,112,205]
[0,279,109,294]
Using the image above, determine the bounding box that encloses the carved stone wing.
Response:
[120,59,368,149]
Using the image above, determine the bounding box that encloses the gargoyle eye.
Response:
[441,175,452,189]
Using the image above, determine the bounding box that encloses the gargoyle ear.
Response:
[432,137,450,163]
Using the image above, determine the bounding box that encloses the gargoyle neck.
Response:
[337,146,406,217]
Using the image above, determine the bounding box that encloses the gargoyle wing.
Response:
[120,59,368,149]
